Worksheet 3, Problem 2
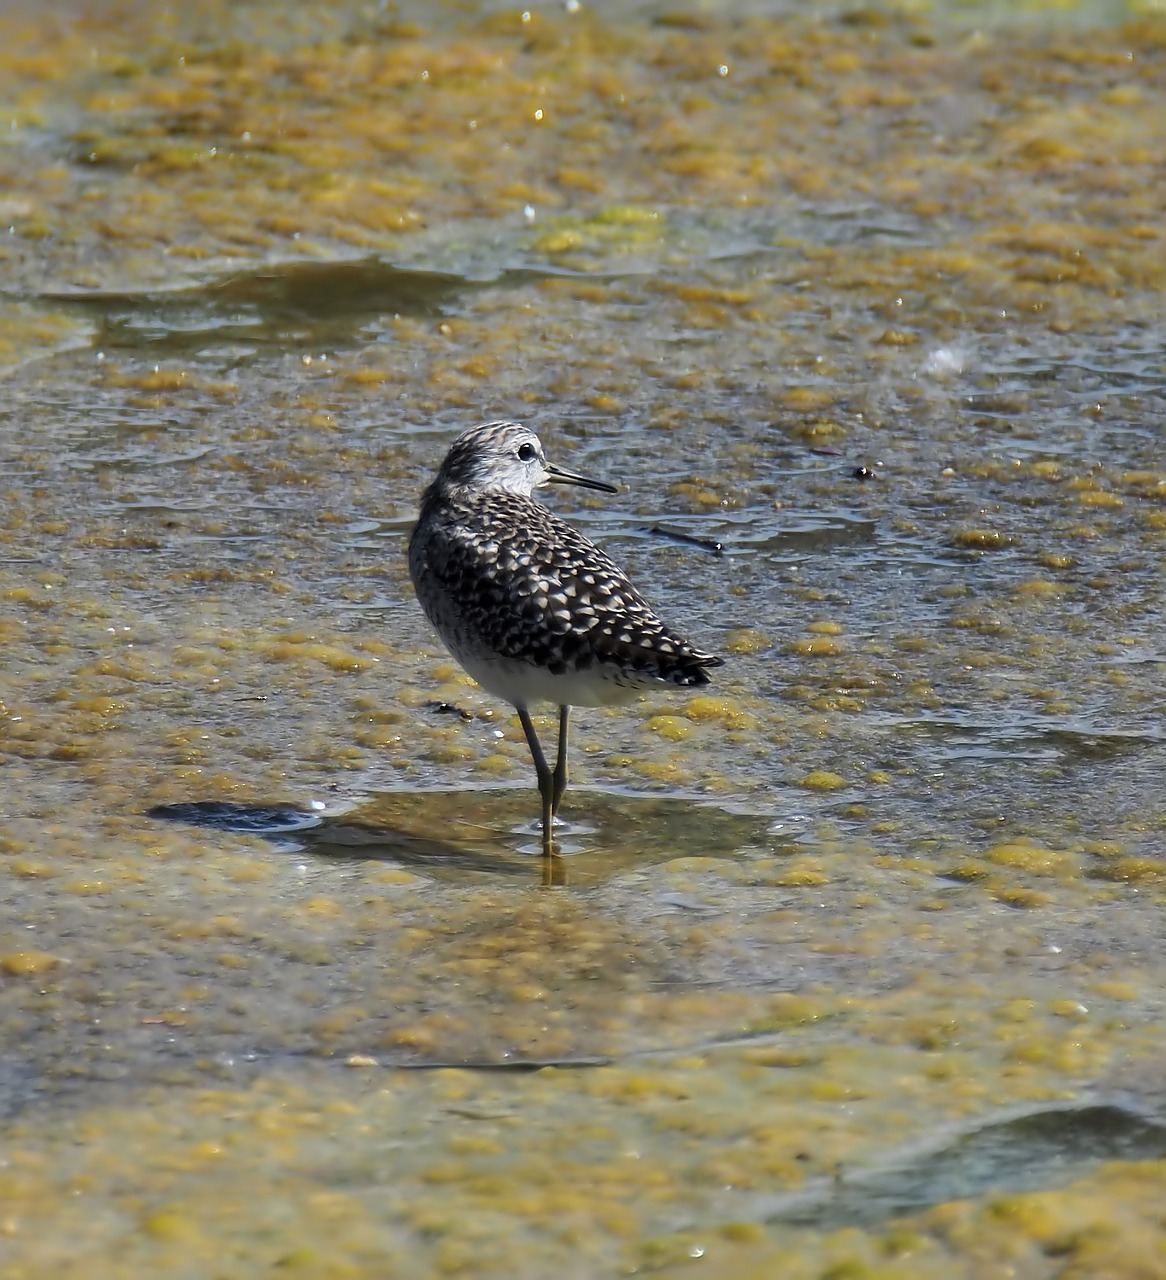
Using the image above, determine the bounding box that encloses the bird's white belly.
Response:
[454,649,644,710]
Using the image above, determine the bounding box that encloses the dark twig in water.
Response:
[646,524,724,557]
[399,1055,613,1072]
[425,700,475,719]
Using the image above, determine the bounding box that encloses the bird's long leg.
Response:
[551,704,571,816]
[517,706,555,857]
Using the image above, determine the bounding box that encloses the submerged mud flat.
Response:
[1,0,1165,1275]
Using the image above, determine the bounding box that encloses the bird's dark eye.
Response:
[516,442,538,463]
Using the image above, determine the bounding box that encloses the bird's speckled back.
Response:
[408,424,722,707]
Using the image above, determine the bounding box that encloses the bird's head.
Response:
[431,420,617,499]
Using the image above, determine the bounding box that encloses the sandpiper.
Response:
[408,421,722,864]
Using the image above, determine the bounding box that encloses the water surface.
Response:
[1,0,1165,1275]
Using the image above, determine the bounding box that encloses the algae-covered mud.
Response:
[2,0,1165,1275]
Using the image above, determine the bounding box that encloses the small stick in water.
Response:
[646,524,725,557]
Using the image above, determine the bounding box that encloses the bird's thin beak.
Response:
[544,461,618,494]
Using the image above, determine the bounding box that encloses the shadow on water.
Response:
[765,1103,1166,1232]
[19,258,576,352]
[33,260,470,351]
[148,788,772,885]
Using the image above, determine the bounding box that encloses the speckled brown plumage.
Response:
[408,422,721,709]
[412,487,718,690]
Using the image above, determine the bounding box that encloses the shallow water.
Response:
[2,0,1165,1275]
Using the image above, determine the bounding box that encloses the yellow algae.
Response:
[941,861,990,882]
[645,714,692,741]
[998,999,1039,1024]
[592,205,662,226]
[5,859,61,878]
[506,982,546,1003]
[666,479,724,507]
[1090,979,1137,1001]
[800,770,846,791]
[381,1026,441,1054]
[1048,1000,1089,1020]
[633,759,683,782]
[61,879,112,895]
[141,1209,204,1242]
[532,229,586,255]
[788,636,843,657]
[953,529,1013,550]
[265,641,379,673]
[354,725,405,749]
[719,1221,768,1246]
[682,696,759,730]
[986,842,1075,876]
[1013,578,1062,596]
[225,863,275,884]
[776,863,830,887]
[473,753,518,775]
[0,950,62,976]
[343,366,393,386]
[128,368,194,392]
[1076,490,1123,509]
[724,628,769,655]
[303,895,343,918]
[1091,856,1165,883]
[992,887,1050,909]
[782,387,834,412]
